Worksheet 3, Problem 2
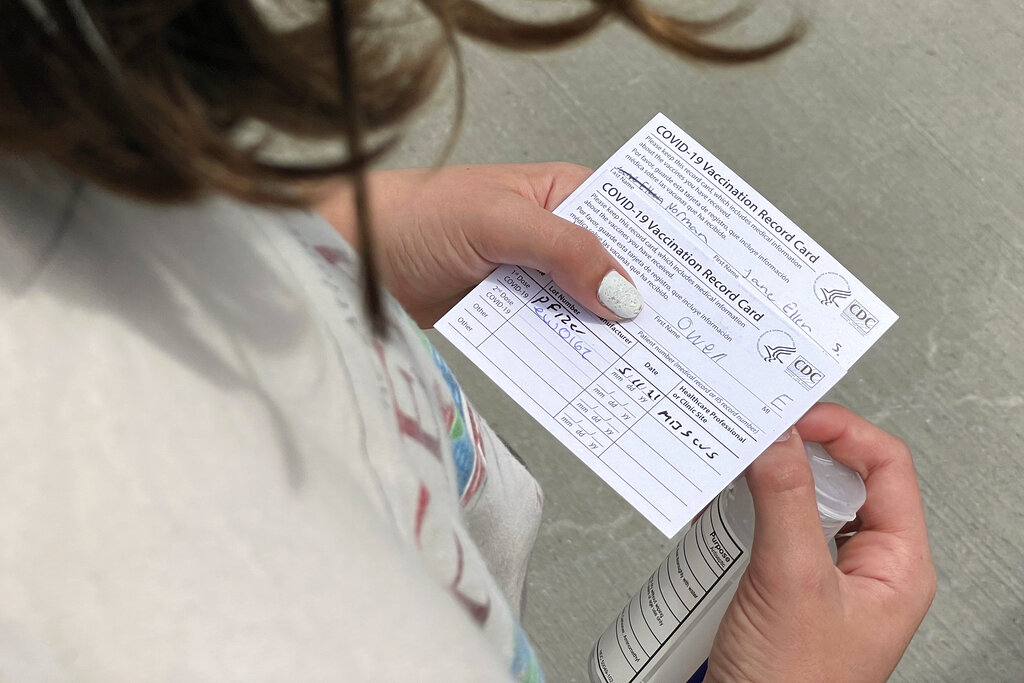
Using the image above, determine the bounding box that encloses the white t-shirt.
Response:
[0,164,546,682]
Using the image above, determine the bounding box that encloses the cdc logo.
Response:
[814,272,852,308]
[758,330,797,364]
[842,300,878,335]
[787,356,825,389]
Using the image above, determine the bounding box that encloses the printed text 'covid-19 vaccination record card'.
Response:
[437,114,896,537]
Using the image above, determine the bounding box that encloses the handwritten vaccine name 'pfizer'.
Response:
[530,294,593,360]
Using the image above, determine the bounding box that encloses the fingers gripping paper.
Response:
[437,114,896,537]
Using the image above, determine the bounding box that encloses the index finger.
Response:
[796,403,927,545]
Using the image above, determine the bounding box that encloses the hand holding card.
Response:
[437,114,896,537]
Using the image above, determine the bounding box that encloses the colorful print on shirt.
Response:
[426,340,487,506]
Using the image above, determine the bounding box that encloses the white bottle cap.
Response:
[805,442,867,540]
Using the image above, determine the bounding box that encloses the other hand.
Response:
[706,403,936,683]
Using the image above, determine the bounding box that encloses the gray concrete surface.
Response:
[388,1,1024,679]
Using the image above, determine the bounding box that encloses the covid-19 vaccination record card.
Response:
[437,114,896,537]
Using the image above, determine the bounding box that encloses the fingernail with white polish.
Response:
[598,271,643,320]
[775,426,797,443]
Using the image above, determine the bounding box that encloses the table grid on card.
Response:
[440,264,746,526]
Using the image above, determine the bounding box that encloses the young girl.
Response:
[0,2,933,680]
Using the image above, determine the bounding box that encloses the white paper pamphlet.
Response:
[436,113,896,537]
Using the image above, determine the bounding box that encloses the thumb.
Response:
[491,201,644,321]
[745,429,833,585]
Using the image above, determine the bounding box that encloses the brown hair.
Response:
[0,0,803,330]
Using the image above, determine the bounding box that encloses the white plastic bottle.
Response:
[588,443,866,683]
